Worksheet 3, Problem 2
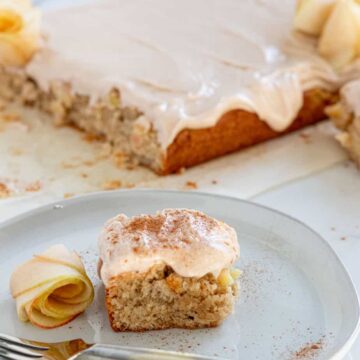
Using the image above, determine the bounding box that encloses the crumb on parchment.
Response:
[0,183,11,198]
[184,181,198,190]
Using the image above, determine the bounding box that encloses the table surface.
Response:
[2,1,360,358]
[254,161,360,360]
[1,118,359,360]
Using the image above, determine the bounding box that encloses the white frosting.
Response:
[26,0,360,148]
[98,209,240,286]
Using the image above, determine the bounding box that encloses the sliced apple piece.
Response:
[10,244,94,329]
[318,0,360,69]
[230,268,242,280]
[217,269,235,289]
[294,0,336,36]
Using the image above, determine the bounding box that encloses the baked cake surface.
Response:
[98,209,240,331]
[2,0,359,173]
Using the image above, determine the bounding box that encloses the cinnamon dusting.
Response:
[293,339,323,359]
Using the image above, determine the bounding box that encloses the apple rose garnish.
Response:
[294,0,360,69]
[10,244,94,329]
[0,0,41,66]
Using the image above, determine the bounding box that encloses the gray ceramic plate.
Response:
[0,190,359,359]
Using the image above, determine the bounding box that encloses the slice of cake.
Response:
[98,209,240,332]
[326,79,360,166]
[0,0,350,174]
[296,0,360,168]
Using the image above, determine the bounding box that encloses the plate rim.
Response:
[1,188,359,359]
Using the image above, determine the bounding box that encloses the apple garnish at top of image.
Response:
[294,0,360,69]
[294,0,336,36]
[319,0,360,68]
[0,0,41,66]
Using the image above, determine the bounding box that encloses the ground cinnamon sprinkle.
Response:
[293,339,323,359]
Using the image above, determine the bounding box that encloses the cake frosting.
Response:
[98,209,240,285]
[26,0,360,148]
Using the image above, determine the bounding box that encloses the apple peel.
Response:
[10,244,94,329]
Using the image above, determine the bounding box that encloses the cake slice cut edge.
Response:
[326,82,360,167]
[105,263,239,332]
[0,67,337,175]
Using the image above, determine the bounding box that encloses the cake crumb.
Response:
[25,181,42,192]
[62,158,98,169]
[83,159,96,167]
[64,193,74,199]
[184,181,198,190]
[113,151,129,167]
[176,167,186,175]
[82,133,105,143]
[0,183,11,198]
[126,163,137,170]
[340,236,347,241]
[0,112,21,123]
[8,147,24,156]
[61,161,78,169]
[211,180,218,185]
[102,180,122,190]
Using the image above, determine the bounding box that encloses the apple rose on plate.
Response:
[0,0,41,67]
[10,244,94,329]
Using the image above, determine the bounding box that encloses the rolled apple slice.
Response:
[318,0,360,69]
[10,244,94,329]
[294,0,336,36]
